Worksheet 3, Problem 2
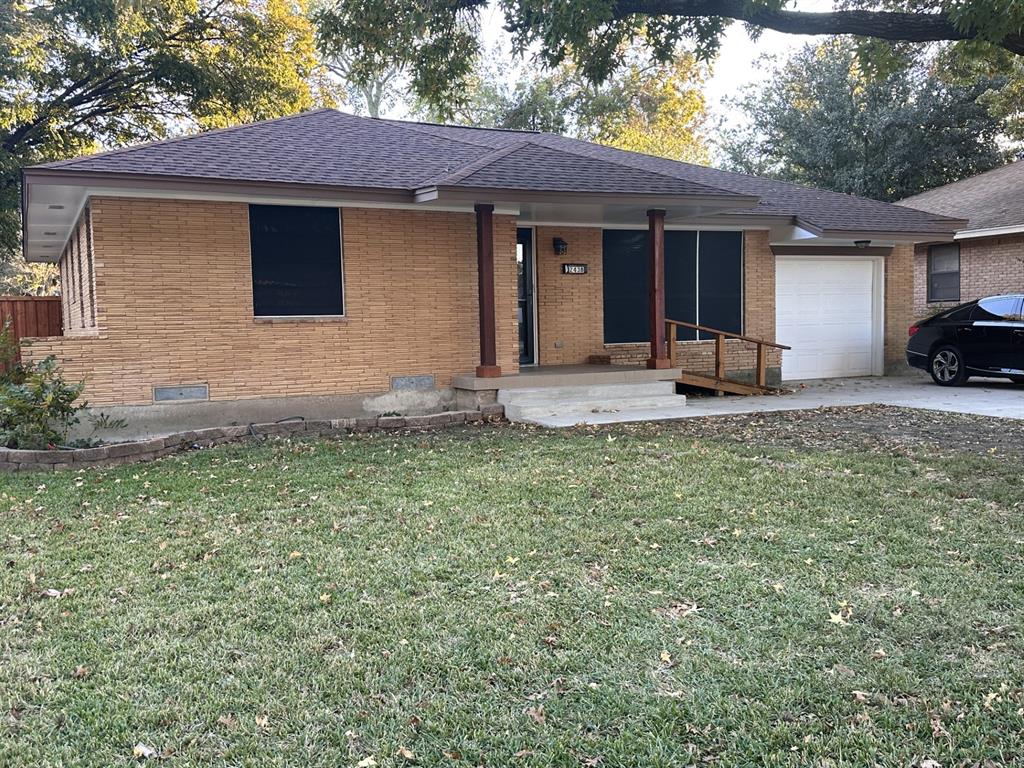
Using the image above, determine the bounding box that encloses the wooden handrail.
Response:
[665,318,790,391]
[665,318,791,350]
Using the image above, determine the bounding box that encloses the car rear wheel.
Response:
[930,346,967,386]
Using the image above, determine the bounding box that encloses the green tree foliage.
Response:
[427,48,710,164]
[1,0,335,289]
[718,41,1009,201]
[313,0,1024,116]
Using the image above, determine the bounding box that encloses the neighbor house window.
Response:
[249,204,344,316]
[927,243,960,303]
[602,230,742,343]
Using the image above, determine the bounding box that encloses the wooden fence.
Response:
[0,296,62,362]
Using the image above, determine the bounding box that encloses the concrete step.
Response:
[525,403,692,428]
[497,381,674,406]
[498,381,685,426]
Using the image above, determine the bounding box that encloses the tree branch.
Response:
[613,0,1024,55]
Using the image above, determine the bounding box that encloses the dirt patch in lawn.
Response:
[635,405,1024,457]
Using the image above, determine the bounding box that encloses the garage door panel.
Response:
[775,258,879,380]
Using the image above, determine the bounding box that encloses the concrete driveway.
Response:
[682,373,1024,420]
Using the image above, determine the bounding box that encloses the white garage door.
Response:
[775,257,881,381]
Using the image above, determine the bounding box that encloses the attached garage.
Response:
[775,256,885,381]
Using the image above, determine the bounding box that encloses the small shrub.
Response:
[0,322,87,449]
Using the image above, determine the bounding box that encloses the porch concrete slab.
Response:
[679,374,1024,421]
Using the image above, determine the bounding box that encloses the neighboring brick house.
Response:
[897,161,1024,318]
[20,109,962,419]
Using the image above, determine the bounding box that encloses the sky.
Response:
[461,0,834,132]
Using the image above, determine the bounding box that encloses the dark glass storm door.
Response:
[516,227,536,365]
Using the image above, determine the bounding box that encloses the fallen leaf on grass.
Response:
[132,743,157,759]
[255,714,269,729]
[524,705,546,725]
[396,746,415,760]
[356,757,377,768]
[217,713,237,728]
[660,650,672,664]
[72,665,90,679]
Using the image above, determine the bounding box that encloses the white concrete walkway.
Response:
[681,374,1024,421]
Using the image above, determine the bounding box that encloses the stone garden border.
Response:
[0,405,505,472]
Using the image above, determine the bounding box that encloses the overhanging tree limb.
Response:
[613,1,1024,54]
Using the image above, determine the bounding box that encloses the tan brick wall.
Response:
[58,207,98,336]
[532,227,781,374]
[25,198,518,406]
[534,226,604,365]
[913,235,1024,318]
[885,243,915,373]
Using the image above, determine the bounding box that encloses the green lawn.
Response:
[2,417,1023,766]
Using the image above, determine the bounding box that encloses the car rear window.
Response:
[974,296,1023,322]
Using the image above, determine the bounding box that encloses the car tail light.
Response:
[908,325,920,337]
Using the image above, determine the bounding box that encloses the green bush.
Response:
[0,321,86,449]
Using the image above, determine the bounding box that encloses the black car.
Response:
[906,294,1024,386]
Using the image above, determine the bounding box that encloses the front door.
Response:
[517,228,536,365]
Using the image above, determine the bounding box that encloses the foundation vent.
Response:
[391,375,435,391]
[153,384,209,403]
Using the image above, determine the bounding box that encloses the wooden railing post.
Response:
[714,333,725,380]
[756,343,767,388]
[666,321,677,368]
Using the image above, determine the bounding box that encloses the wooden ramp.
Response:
[676,370,783,397]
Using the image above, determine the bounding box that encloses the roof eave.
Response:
[817,226,965,242]
[417,184,761,208]
[954,223,1024,240]
[22,167,420,204]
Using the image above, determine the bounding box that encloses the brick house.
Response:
[897,161,1024,318]
[20,109,962,422]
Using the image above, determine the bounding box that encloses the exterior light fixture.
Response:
[854,239,871,249]
[553,237,568,255]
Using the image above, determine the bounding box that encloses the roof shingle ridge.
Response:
[40,108,339,170]
[422,140,534,187]
[533,132,964,220]
[896,159,1022,204]
[525,133,748,199]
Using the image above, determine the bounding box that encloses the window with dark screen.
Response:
[249,205,344,316]
[602,229,742,344]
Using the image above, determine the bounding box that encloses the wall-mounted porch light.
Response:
[553,237,568,256]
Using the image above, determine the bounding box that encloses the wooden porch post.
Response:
[647,208,670,369]
[475,203,502,378]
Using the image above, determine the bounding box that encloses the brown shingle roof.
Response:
[32,108,963,236]
[895,160,1024,232]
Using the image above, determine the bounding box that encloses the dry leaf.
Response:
[443,750,463,760]
[217,713,237,728]
[72,665,90,679]
[524,705,546,725]
[396,746,415,760]
[852,690,870,703]
[828,612,849,626]
[255,714,269,729]
[319,593,332,604]
[659,650,672,663]
[356,757,377,768]
[132,743,157,759]
[289,551,302,559]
